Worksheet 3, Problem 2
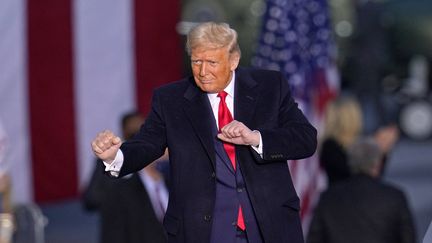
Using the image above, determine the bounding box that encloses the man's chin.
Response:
[198,84,220,93]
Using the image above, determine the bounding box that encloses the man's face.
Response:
[191,46,239,93]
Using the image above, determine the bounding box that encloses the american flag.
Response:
[252,0,339,234]
[0,0,181,204]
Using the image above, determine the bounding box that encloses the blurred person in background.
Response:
[308,137,416,243]
[83,111,169,243]
[320,95,399,186]
[320,95,363,185]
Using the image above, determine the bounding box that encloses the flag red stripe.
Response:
[27,0,78,202]
[314,69,337,115]
[133,0,182,115]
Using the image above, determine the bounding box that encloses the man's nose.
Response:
[199,63,207,76]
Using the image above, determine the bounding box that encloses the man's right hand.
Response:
[91,130,122,163]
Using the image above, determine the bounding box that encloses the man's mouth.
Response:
[200,79,212,84]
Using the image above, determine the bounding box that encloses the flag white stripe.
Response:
[0,0,32,203]
[73,0,136,188]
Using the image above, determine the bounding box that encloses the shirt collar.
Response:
[225,71,235,98]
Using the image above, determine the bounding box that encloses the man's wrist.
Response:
[250,130,263,156]
[251,130,260,147]
[250,130,261,147]
[103,150,123,173]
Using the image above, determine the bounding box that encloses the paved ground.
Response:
[38,138,432,243]
[40,201,98,243]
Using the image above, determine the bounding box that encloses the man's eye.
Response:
[192,60,202,65]
[208,61,217,66]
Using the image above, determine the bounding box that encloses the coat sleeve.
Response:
[258,71,317,162]
[119,89,168,177]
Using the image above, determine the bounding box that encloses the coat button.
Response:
[204,215,212,221]
[211,172,216,178]
[237,187,244,193]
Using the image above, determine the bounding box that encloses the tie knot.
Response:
[217,91,228,101]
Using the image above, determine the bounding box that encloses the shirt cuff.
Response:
[103,150,124,177]
[251,130,263,157]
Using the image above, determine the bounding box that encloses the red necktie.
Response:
[217,91,246,231]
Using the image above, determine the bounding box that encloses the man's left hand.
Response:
[217,120,260,147]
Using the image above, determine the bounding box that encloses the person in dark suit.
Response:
[307,137,416,243]
[91,22,317,243]
[83,111,168,243]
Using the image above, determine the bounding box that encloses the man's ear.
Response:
[230,53,240,71]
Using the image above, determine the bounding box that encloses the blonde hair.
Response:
[323,96,363,148]
[186,22,241,57]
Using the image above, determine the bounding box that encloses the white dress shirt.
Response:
[139,170,168,222]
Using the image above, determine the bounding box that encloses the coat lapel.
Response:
[234,68,259,127]
[183,79,216,168]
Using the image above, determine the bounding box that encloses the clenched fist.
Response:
[91,130,122,163]
[217,120,260,147]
